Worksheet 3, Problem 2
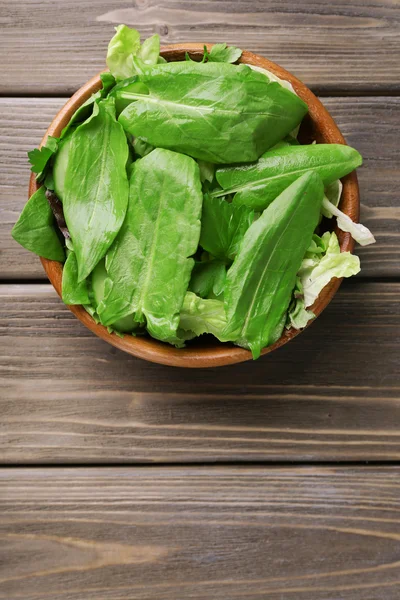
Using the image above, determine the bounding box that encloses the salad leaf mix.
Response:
[12,25,375,359]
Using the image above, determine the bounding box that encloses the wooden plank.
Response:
[1,96,398,279]
[0,98,66,279]
[323,97,400,278]
[1,282,399,463]
[1,0,399,94]
[1,466,400,599]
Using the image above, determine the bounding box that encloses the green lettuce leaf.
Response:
[299,231,361,308]
[214,144,362,211]
[133,137,154,158]
[97,148,203,343]
[11,186,65,262]
[200,195,254,261]
[100,71,117,92]
[106,24,141,80]
[189,260,226,299]
[321,178,375,246]
[321,179,342,216]
[61,73,116,139]
[108,76,149,115]
[44,171,55,191]
[83,302,100,324]
[118,61,308,164]
[106,25,161,81]
[52,74,118,199]
[138,34,160,65]
[62,250,90,305]
[197,160,215,184]
[63,97,130,282]
[223,171,324,359]
[248,64,296,94]
[322,196,376,246]
[305,233,329,258]
[269,135,299,152]
[90,259,138,332]
[179,292,227,340]
[52,134,74,201]
[286,278,315,330]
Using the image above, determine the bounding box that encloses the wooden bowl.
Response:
[30,44,359,368]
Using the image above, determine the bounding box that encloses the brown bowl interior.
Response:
[30,44,359,368]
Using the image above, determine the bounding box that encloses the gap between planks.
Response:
[3,89,400,99]
[2,461,400,469]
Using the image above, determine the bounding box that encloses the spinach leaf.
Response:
[97,148,203,343]
[214,144,362,211]
[110,75,149,116]
[223,171,324,359]
[321,179,342,218]
[61,73,116,139]
[179,292,228,340]
[189,260,226,299]
[132,137,155,158]
[44,171,55,191]
[269,135,299,151]
[100,71,116,92]
[28,136,58,181]
[11,186,65,261]
[63,97,129,282]
[117,61,308,163]
[108,76,149,115]
[207,43,242,63]
[52,134,74,201]
[62,250,90,305]
[200,194,254,261]
[248,64,296,94]
[90,259,138,332]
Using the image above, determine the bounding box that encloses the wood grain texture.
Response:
[2,466,400,599]
[1,282,399,463]
[0,98,66,278]
[1,96,398,279]
[324,97,400,278]
[1,0,399,94]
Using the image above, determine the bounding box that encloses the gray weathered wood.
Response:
[0,98,66,278]
[1,282,399,463]
[1,0,399,94]
[1,96,398,279]
[2,466,400,599]
[1,5,398,592]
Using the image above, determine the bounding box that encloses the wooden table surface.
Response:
[1,1,400,598]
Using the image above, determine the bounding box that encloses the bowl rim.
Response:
[30,43,359,368]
